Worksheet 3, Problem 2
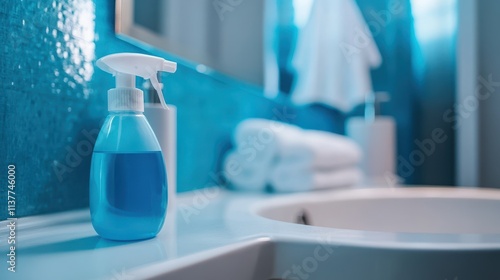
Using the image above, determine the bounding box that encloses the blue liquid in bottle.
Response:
[90,151,167,241]
[90,113,168,241]
[91,52,176,241]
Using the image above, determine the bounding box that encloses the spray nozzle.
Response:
[96,53,177,110]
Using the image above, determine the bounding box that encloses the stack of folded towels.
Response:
[223,118,363,192]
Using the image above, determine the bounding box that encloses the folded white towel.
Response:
[270,165,363,193]
[233,118,301,163]
[233,119,361,167]
[226,119,364,192]
[278,130,362,170]
[223,150,269,192]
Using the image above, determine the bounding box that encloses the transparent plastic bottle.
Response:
[90,53,176,241]
[90,110,167,240]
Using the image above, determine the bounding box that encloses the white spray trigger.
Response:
[96,53,177,110]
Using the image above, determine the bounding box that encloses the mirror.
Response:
[116,0,266,86]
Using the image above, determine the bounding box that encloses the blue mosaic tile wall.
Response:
[0,0,343,219]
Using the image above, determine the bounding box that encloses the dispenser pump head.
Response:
[96,53,177,112]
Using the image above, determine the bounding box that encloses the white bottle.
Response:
[346,92,398,186]
[143,78,177,213]
[143,78,178,256]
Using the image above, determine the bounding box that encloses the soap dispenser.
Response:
[90,53,177,241]
[346,92,397,186]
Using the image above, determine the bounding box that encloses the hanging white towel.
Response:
[291,0,382,112]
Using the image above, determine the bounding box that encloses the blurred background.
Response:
[1,0,498,218]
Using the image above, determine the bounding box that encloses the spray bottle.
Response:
[90,53,177,241]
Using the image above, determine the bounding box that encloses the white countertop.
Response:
[2,187,500,279]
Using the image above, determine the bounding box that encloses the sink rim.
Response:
[249,186,500,250]
[253,187,500,209]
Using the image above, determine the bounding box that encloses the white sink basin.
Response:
[256,187,500,234]
[245,187,500,279]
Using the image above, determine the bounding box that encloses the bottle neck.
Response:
[108,88,144,112]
